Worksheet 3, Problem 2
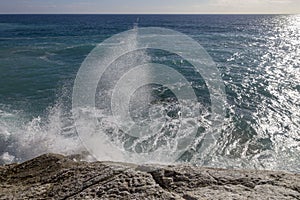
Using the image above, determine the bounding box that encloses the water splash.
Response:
[0,16,299,173]
[0,103,84,164]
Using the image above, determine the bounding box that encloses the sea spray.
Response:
[0,15,299,173]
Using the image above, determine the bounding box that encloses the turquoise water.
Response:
[0,15,299,172]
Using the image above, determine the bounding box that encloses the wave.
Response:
[1,96,298,173]
[0,24,299,173]
[0,104,85,165]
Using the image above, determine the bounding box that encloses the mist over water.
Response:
[0,15,299,173]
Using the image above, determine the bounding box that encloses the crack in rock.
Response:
[0,154,299,200]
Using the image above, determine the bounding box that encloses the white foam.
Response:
[0,104,85,164]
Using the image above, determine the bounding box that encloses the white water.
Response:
[0,25,299,174]
[0,104,85,164]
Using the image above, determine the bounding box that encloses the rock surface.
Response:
[0,153,299,200]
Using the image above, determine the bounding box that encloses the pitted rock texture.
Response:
[0,153,299,200]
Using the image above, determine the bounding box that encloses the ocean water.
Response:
[0,15,299,172]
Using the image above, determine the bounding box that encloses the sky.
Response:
[0,0,299,14]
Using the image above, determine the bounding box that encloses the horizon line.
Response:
[0,13,299,15]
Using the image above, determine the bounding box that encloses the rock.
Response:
[0,153,299,199]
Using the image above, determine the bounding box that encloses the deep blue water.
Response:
[0,15,299,172]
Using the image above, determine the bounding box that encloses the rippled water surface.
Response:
[0,15,299,172]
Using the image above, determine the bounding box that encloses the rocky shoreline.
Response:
[0,153,299,199]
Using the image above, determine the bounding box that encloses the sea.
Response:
[0,14,299,173]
